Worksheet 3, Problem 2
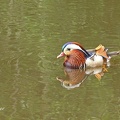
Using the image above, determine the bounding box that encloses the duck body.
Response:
[57,42,119,69]
[86,55,104,68]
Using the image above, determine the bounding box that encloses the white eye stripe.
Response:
[64,44,80,50]
[64,44,88,56]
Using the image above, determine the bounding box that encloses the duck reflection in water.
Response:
[56,66,107,90]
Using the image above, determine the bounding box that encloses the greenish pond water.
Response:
[0,0,120,120]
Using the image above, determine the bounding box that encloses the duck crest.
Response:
[63,42,91,58]
[72,42,91,58]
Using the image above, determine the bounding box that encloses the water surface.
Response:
[0,0,120,120]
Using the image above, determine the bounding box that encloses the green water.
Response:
[0,0,120,120]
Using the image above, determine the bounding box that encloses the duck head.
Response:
[57,42,90,69]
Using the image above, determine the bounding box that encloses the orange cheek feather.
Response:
[63,50,86,68]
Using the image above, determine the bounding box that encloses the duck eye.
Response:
[67,48,71,51]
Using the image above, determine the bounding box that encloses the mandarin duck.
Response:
[57,42,120,69]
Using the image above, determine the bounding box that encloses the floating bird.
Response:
[57,42,120,69]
